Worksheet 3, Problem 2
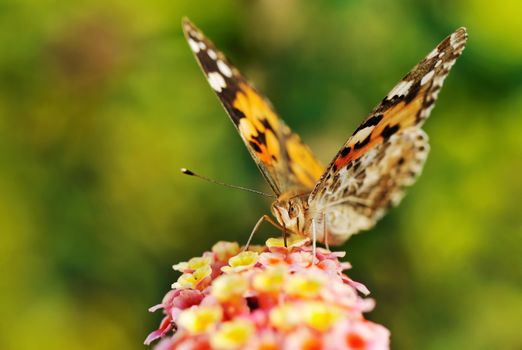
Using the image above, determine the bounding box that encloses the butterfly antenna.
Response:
[180,168,276,198]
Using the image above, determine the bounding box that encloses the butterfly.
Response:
[182,18,467,247]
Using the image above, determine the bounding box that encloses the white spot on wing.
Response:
[420,70,435,85]
[188,38,200,53]
[421,104,435,118]
[193,30,203,40]
[433,74,445,87]
[198,42,206,50]
[208,72,226,92]
[217,60,232,78]
[387,80,413,100]
[443,59,456,69]
[450,32,459,48]
[427,48,439,59]
[351,126,373,144]
[207,49,217,60]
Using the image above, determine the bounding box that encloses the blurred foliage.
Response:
[1,0,521,349]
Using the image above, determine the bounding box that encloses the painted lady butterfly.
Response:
[182,18,467,246]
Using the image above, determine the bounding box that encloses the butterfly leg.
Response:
[282,222,288,248]
[244,215,283,251]
[322,213,330,252]
[311,218,317,263]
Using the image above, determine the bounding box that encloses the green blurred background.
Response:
[1,0,521,349]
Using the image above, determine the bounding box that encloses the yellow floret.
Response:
[269,304,301,331]
[302,302,342,332]
[266,235,307,248]
[210,319,255,349]
[212,241,241,261]
[171,265,212,289]
[252,266,287,293]
[178,306,223,334]
[211,274,248,302]
[222,251,259,273]
[173,256,212,272]
[172,273,197,289]
[193,265,212,280]
[284,273,325,298]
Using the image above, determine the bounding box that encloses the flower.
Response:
[252,266,286,293]
[265,234,309,250]
[171,265,212,290]
[284,272,326,298]
[210,319,255,349]
[178,306,223,334]
[221,251,259,273]
[146,236,390,349]
[301,301,342,332]
[212,241,241,262]
[269,303,302,332]
[211,274,248,302]
[326,319,390,350]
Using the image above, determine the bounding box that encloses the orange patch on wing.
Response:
[233,83,282,166]
[334,85,427,170]
[231,82,323,191]
[287,135,324,188]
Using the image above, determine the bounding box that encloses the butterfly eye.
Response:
[288,205,296,218]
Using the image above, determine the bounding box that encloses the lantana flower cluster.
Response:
[145,236,390,349]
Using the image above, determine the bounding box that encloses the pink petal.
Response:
[343,275,371,296]
[144,316,172,345]
[172,289,204,309]
[148,304,164,313]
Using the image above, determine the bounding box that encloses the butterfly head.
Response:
[271,192,308,234]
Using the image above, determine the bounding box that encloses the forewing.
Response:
[183,18,324,195]
[309,27,467,243]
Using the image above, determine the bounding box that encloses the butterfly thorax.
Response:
[271,191,309,235]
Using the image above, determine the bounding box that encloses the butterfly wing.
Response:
[182,18,324,195]
[309,27,467,245]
